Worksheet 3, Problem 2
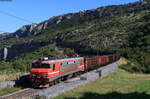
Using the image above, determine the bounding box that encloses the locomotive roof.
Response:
[32,57,83,63]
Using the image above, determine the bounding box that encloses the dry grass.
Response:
[0,72,22,81]
[117,57,128,65]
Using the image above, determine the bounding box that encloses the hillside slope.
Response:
[0,0,150,73]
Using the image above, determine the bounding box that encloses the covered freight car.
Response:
[84,54,120,70]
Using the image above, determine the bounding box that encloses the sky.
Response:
[0,0,139,33]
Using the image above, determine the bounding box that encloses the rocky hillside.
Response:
[1,0,150,41]
[0,0,150,73]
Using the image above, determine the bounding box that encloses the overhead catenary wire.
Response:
[0,10,34,33]
[0,30,8,33]
[0,30,5,32]
[0,10,33,23]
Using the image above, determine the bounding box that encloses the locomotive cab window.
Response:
[41,64,50,68]
[32,63,55,69]
[50,64,55,70]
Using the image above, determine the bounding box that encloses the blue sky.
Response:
[0,0,139,33]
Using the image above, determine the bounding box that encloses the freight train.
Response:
[29,54,120,88]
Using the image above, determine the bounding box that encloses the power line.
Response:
[0,30,8,33]
[0,10,34,23]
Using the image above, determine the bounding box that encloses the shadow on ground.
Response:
[64,92,150,99]
[14,74,33,88]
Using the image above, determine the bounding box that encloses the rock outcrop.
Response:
[0,40,50,60]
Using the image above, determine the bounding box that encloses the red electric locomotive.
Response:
[30,54,120,88]
[30,57,84,87]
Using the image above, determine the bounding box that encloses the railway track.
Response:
[0,88,40,99]
[0,73,83,99]
[0,71,94,99]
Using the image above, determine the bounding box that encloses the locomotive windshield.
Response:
[32,63,55,69]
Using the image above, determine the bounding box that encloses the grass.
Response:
[54,69,150,99]
[0,73,21,81]
[0,86,22,96]
[0,71,26,81]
